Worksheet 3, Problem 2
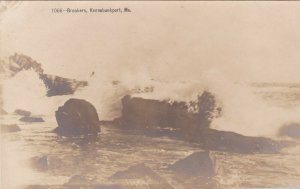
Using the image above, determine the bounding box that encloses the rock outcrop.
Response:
[19,116,45,123]
[1,124,21,133]
[39,74,88,97]
[14,109,31,117]
[111,94,283,154]
[278,123,300,139]
[168,151,217,177]
[195,129,282,154]
[7,53,88,97]
[54,99,100,136]
[118,91,220,130]
[110,163,173,189]
[9,53,44,75]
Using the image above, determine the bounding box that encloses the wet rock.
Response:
[278,123,300,138]
[20,116,44,123]
[1,124,21,133]
[29,156,64,172]
[14,109,31,117]
[39,74,88,97]
[196,129,282,154]
[54,99,100,136]
[110,163,173,189]
[112,93,281,154]
[8,53,88,97]
[30,156,48,172]
[118,91,220,130]
[168,151,217,177]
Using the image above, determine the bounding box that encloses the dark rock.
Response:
[30,156,48,172]
[29,155,65,172]
[39,74,88,97]
[1,124,21,133]
[118,91,220,130]
[8,53,88,97]
[54,99,100,136]
[14,109,31,117]
[20,116,44,123]
[110,163,173,189]
[114,93,282,154]
[168,151,217,177]
[278,123,300,138]
[196,129,282,154]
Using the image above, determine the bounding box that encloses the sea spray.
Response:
[1,70,69,117]
[3,57,300,137]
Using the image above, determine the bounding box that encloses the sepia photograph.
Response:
[0,1,300,189]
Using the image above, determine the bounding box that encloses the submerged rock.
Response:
[278,123,300,138]
[168,151,217,177]
[29,156,64,172]
[1,124,21,133]
[110,163,173,189]
[30,156,48,172]
[54,99,100,136]
[19,116,44,123]
[14,109,31,117]
[196,129,282,154]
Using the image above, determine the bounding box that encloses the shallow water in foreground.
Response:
[1,114,300,189]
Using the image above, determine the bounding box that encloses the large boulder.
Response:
[168,151,217,177]
[118,91,220,130]
[278,123,300,139]
[54,99,100,136]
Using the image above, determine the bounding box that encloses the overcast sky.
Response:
[1,1,300,82]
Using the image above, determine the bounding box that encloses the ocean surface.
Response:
[1,83,300,189]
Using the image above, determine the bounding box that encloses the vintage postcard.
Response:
[0,1,300,189]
